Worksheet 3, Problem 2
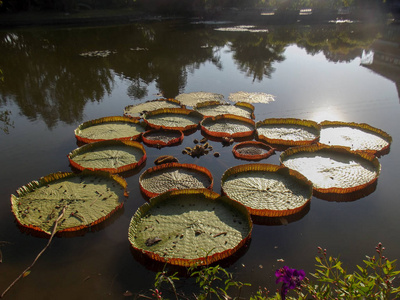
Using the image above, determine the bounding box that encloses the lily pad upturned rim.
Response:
[221,163,313,217]
[256,118,321,146]
[194,101,255,119]
[68,140,147,174]
[74,116,145,144]
[280,144,381,195]
[143,108,204,132]
[124,98,184,119]
[232,141,276,161]
[128,188,253,267]
[200,114,255,138]
[319,120,392,156]
[139,163,214,199]
[11,171,128,235]
[142,129,184,148]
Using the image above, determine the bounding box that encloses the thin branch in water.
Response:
[0,206,67,298]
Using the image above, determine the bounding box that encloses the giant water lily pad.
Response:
[176,92,226,107]
[124,99,183,119]
[68,140,146,173]
[200,114,255,138]
[221,164,312,217]
[74,116,145,144]
[319,121,392,156]
[194,101,255,119]
[128,189,252,267]
[229,92,275,104]
[256,118,320,147]
[142,129,184,148]
[139,163,213,198]
[232,141,275,161]
[280,145,381,195]
[143,108,203,132]
[11,171,127,235]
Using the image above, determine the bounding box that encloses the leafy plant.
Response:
[144,243,400,300]
[296,243,400,299]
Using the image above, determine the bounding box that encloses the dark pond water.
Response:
[0,19,399,299]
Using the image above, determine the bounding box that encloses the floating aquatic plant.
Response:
[280,144,381,195]
[139,163,213,199]
[128,189,252,267]
[142,129,184,148]
[68,140,146,174]
[143,108,203,132]
[200,114,255,139]
[228,91,275,104]
[256,118,320,147]
[124,99,183,119]
[176,92,226,107]
[194,101,255,119]
[232,141,275,161]
[221,164,312,217]
[74,116,145,144]
[318,120,392,156]
[11,171,127,235]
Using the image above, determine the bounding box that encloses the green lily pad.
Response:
[124,99,183,119]
[74,116,145,144]
[11,171,127,235]
[68,140,146,173]
[128,189,252,267]
[221,164,312,217]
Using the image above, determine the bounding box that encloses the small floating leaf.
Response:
[139,163,213,198]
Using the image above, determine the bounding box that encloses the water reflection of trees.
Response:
[0,22,381,129]
[228,32,286,82]
[0,30,114,128]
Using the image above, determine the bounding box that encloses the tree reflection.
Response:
[229,32,286,82]
[0,30,114,129]
[0,22,382,129]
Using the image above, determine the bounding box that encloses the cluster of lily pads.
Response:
[10,92,392,268]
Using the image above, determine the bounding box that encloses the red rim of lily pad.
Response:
[74,116,145,144]
[124,98,184,119]
[221,164,313,217]
[319,120,392,157]
[232,141,275,161]
[10,171,128,236]
[142,129,184,148]
[68,140,147,174]
[128,188,253,267]
[139,163,214,199]
[143,108,203,132]
[280,144,381,195]
[194,101,255,119]
[256,118,320,147]
[200,114,255,139]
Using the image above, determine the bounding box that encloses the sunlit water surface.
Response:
[0,20,399,299]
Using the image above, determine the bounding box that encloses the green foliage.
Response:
[295,244,400,300]
[146,244,400,300]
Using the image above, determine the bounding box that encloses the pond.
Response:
[0,19,399,299]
